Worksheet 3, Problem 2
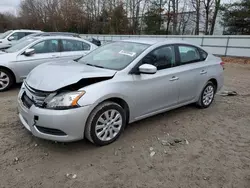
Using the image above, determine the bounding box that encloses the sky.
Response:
[0,0,20,14]
[0,0,238,14]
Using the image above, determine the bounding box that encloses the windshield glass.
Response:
[5,38,38,53]
[0,30,13,39]
[78,42,149,70]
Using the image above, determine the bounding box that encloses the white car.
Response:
[0,29,42,47]
[0,35,98,91]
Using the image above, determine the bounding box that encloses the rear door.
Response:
[15,39,60,79]
[60,39,92,61]
[175,44,209,104]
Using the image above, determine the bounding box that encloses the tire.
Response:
[0,68,14,92]
[197,81,216,108]
[85,101,126,146]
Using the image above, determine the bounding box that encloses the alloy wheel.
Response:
[95,109,123,141]
[202,85,214,106]
[0,71,10,91]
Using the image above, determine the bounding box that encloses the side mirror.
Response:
[24,48,35,56]
[139,64,157,74]
[8,36,15,41]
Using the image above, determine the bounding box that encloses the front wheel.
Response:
[197,81,216,108]
[0,69,14,92]
[85,101,126,146]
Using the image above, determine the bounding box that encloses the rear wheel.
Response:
[197,81,215,108]
[85,101,126,146]
[0,69,14,92]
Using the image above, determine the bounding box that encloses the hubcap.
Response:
[0,71,10,90]
[203,85,214,106]
[95,109,123,141]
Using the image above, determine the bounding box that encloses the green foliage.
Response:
[221,0,250,35]
[144,6,163,34]
[110,4,129,34]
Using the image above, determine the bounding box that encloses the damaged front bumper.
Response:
[17,90,92,142]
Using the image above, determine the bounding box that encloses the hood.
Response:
[0,52,16,62]
[0,43,11,50]
[26,60,117,92]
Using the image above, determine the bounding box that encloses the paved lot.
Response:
[0,63,250,188]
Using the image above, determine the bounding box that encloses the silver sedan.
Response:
[17,39,224,145]
[0,35,97,91]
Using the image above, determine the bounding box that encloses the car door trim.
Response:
[14,56,60,63]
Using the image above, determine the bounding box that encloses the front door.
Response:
[131,45,180,118]
[14,39,60,80]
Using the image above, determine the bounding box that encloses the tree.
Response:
[202,0,214,35]
[0,13,20,32]
[171,0,178,35]
[221,0,250,35]
[0,0,231,35]
[164,0,173,34]
[110,4,129,34]
[191,0,201,35]
[144,5,163,34]
[210,0,221,35]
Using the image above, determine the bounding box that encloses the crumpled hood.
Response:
[26,60,117,92]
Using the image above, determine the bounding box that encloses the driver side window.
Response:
[142,46,175,70]
[31,40,59,54]
[9,32,25,41]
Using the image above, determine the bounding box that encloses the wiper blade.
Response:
[86,63,104,69]
[74,56,83,62]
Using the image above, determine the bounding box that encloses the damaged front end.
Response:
[21,76,113,110]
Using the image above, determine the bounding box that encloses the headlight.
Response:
[46,91,85,109]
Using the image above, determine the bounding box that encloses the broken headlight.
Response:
[46,91,85,109]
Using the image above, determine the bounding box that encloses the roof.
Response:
[15,29,42,32]
[30,35,93,44]
[122,38,190,45]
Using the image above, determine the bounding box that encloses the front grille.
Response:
[23,83,50,107]
[21,92,33,109]
[36,125,67,136]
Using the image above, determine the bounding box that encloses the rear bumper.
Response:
[216,73,224,92]
[17,94,92,142]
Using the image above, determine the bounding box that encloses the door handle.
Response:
[51,55,59,58]
[169,76,179,81]
[200,70,207,75]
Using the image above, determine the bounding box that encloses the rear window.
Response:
[199,49,208,60]
[178,45,201,64]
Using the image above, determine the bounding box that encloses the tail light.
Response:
[220,62,225,70]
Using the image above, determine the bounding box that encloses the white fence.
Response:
[81,34,250,58]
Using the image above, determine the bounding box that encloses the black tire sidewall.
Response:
[89,103,126,146]
[200,82,215,108]
[0,69,14,92]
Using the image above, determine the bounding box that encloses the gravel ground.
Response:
[0,63,250,188]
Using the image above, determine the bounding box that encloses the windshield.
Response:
[5,38,38,53]
[0,30,13,39]
[78,42,149,70]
